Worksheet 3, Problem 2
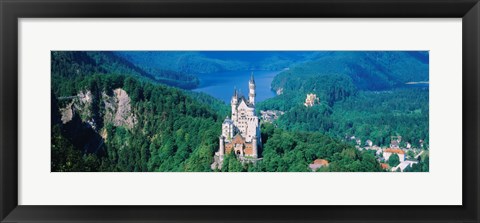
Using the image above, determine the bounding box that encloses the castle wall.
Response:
[233,100,257,142]
[222,121,234,140]
[219,136,225,156]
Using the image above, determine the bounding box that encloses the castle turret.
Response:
[249,72,256,105]
[219,136,225,156]
[252,135,258,158]
[231,88,238,121]
[222,117,234,140]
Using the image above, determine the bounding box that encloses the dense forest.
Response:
[52,73,221,171]
[51,51,429,172]
[259,52,429,148]
[220,123,382,172]
[257,87,429,149]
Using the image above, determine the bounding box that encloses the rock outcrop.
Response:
[60,88,136,130]
[57,88,136,154]
[103,88,137,129]
[60,90,93,124]
[60,102,74,124]
[276,87,284,95]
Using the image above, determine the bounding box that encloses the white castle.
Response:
[212,73,262,169]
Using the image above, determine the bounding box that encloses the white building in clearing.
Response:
[365,139,373,147]
[304,93,318,107]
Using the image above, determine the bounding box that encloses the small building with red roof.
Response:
[383,148,405,162]
[309,159,329,171]
[380,163,390,170]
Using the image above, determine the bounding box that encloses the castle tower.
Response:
[219,136,225,156]
[231,88,238,121]
[222,117,234,140]
[252,135,258,158]
[249,72,256,105]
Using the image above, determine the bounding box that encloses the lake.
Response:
[192,70,280,104]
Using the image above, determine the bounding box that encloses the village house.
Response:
[260,110,284,123]
[406,142,412,149]
[309,159,329,171]
[365,139,373,147]
[389,136,402,148]
[380,163,390,171]
[367,145,381,151]
[383,148,405,162]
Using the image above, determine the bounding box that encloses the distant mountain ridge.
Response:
[51,51,200,90]
[114,51,322,74]
[271,51,429,92]
[113,51,429,91]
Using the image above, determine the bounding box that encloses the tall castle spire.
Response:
[249,72,256,105]
[233,86,238,98]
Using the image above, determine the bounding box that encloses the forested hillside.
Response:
[51,72,376,172]
[52,51,199,90]
[258,88,429,148]
[221,123,382,172]
[52,74,222,171]
[271,51,428,91]
[258,51,429,149]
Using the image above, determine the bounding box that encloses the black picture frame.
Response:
[1,0,479,222]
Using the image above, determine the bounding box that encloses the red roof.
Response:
[381,163,390,169]
[313,159,329,165]
[384,148,405,154]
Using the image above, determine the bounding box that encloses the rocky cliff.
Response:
[58,88,137,153]
[103,88,137,130]
[60,88,136,131]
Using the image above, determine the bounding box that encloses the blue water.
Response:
[404,83,429,89]
[192,70,280,104]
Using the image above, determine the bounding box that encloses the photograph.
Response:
[3,0,478,221]
[51,51,429,172]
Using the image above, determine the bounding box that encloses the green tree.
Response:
[407,150,415,159]
[388,154,400,167]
